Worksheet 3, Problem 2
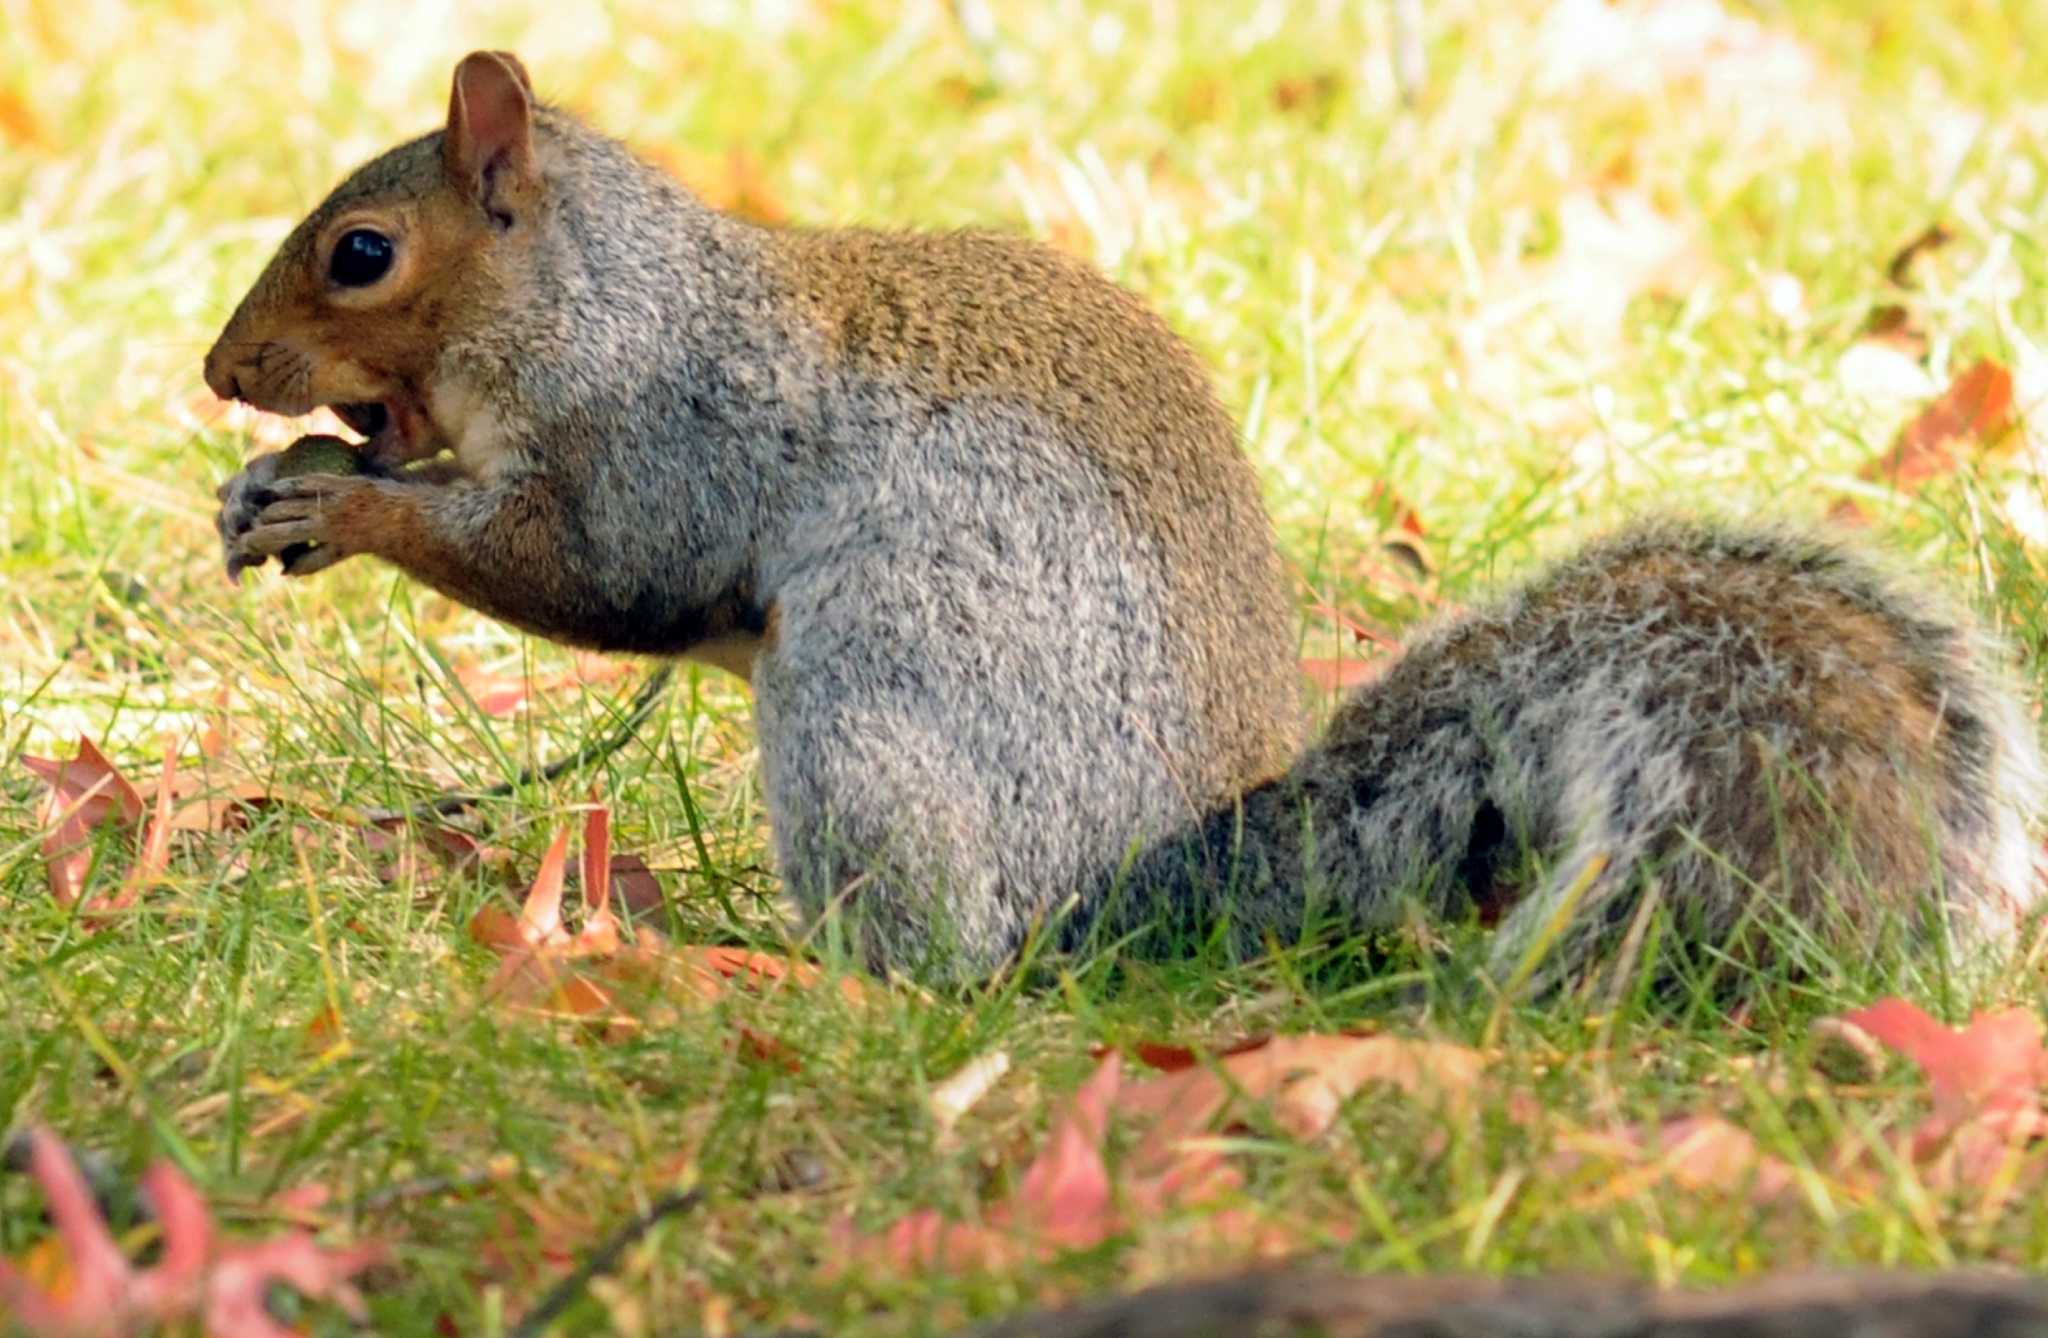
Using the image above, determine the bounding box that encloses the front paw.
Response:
[225,474,388,580]
[216,452,293,581]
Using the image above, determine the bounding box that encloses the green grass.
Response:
[4,0,2048,1333]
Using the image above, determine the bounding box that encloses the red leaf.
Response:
[1862,358,2016,491]
[25,738,165,916]
[1010,1053,1119,1248]
[1843,998,2048,1125]
[1837,997,2048,1184]
[0,1129,383,1337]
[608,854,666,919]
[454,662,529,717]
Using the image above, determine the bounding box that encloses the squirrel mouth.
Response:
[333,402,389,440]
[332,397,433,466]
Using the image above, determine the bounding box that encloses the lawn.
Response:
[4,0,2048,1334]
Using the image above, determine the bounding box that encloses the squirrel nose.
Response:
[202,343,246,403]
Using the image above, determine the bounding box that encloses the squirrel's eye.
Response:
[329,229,395,287]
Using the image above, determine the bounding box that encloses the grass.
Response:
[4,0,2048,1333]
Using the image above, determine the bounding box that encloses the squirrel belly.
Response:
[204,52,2043,991]
[1094,520,2046,989]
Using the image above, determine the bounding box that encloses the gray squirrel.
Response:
[206,51,2043,990]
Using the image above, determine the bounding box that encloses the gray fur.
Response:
[209,81,2043,990]
[1100,521,2045,989]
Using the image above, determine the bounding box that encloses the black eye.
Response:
[329,229,394,287]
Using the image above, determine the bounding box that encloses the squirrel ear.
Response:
[488,50,535,96]
[445,50,538,221]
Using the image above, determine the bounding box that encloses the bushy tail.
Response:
[1084,520,2045,994]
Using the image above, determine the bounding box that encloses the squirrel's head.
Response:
[203,51,546,468]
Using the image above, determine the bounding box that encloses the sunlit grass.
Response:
[3,0,2048,1333]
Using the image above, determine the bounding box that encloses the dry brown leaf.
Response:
[1117,1033,1487,1173]
[24,737,179,917]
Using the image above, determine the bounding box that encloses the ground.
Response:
[3,1,2048,1334]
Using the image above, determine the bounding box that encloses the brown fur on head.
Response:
[202,51,541,471]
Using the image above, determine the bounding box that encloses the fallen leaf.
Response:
[454,662,529,717]
[1838,997,2048,1187]
[365,819,507,887]
[843,1044,1351,1280]
[1009,1053,1121,1249]
[606,853,667,919]
[1116,1033,1486,1161]
[737,1024,802,1072]
[836,1054,1124,1273]
[571,652,633,686]
[1861,358,2016,491]
[474,801,862,1038]
[0,1128,383,1338]
[0,87,45,149]
[24,737,181,917]
[1556,1115,1795,1209]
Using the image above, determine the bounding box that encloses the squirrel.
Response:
[205,51,2043,992]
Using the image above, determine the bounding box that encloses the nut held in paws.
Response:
[273,434,367,480]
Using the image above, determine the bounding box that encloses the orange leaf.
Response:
[1862,358,2016,491]
[454,661,529,717]
[98,741,181,916]
[517,825,573,948]
[477,802,863,1038]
